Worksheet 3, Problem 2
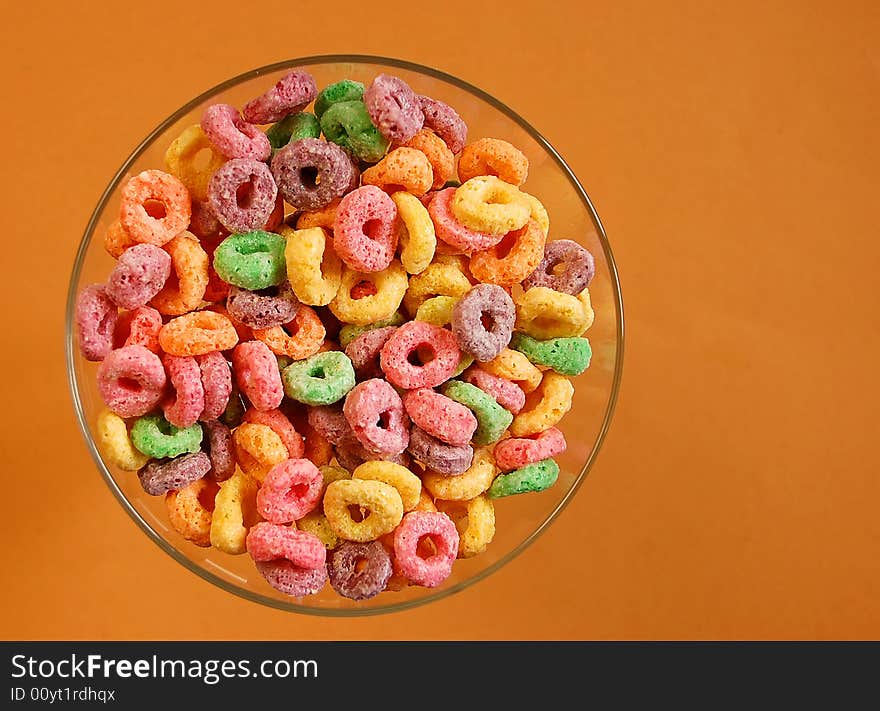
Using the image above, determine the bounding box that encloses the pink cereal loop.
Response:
[379,320,462,390]
[403,388,477,446]
[493,426,567,471]
[242,70,318,125]
[392,511,459,587]
[256,458,324,523]
[231,341,284,412]
[246,522,326,569]
[201,103,271,161]
[196,351,232,421]
[461,366,527,413]
[333,185,399,272]
[162,354,206,428]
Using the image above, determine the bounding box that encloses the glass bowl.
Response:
[65,55,624,616]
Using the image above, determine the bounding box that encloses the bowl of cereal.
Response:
[66,55,623,615]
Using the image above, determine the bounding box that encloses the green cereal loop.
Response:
[319,100,389,163]
[510,333,592,376]
[441,380,513,446]
[487,458,560,498]
[338,312,406,348]
[213,231,287,290]
[131,414,203,459]
[266,112,321,150]
[314,79,365,119]
[282,351,356,406]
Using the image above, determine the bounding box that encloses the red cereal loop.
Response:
[379,320,462,390]
[333,185,399,272]
[342,378,410,456]
[242,70,318,125]
[231,341,284,412]
[119,170,192,247]
[114,305,163,353]
[162,354,206,428]
[461,366,526,414]
[97,345,167,418]
[75,284,117,362]
[403,388,477,446]
[196,351,232,421]
[201,103,271,161]
[242,407,305,459]
[493,426,567,471]
[256,459,324,523]
[392,511,459,587]
[245,522,326,569]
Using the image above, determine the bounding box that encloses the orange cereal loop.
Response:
[163,125,226,202]
[150,232,209,315]
[296,198,340,232]
[458,138,529,186]
[103,219,137,259]
[165,478,219,547]
[159,310,239,356]
[303,421,333,467]
[404,129,455,190]
[469,219,547,287]
[119,169,192,246]
[233,423,288,482]
[361,147,433,197]
[252,304,326,359]
[482,348,543,393]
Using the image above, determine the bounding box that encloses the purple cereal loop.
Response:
[407,425,474,476]
[242,70,318,125]
[343,326,397,380]
[106,244,172,310]
[522,239,596,295]
[207,158,278,233]
[202,419,236,481]
[327,541,393,600]
[201,104,271,161]
[364,74,424,144]
[96,345,167,417]
[417,95,468,154]
[307,405,352,446]
[271,138,357,210]
[76,284,118,361]
[451,284,515,362]
[342,378,410,456]
[226,282,300,329]
[255,558,327,597]
[334,432,410,472]
[138,451,211,496]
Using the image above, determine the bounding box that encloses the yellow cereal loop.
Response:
[232,423,288,482]
[452,176,530,235]
[96,409,149,471]
[210,472,260,554]
[521,192,550,235]
[483,348,543,393]
[415,295,458,327]
[510,371,575,437]
[353,460,422,512]
[163,125,225,202]
[437,495,496,558]
[282,225,342,306]
[578,288,595,331]
[515,286,591,339]
[391,191,436,274]
[422,448,498,501]
[166,478,218,547]
[323,479,404,542]
[329,260,408,325]
[297,511,339,549]
[402,259,472,316]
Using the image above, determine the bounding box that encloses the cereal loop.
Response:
[510,372,575,437]
[404,129,455,190]
[76,285,117,361]
[391,191,436,274]
[329,261,408,326]
[422,447,497,501]
[343,379,410,456]
[494,426,567,471]
[482,348,543,393]
[436,495,495,558]
[232,340,284,412]
[163,125,226,202]
[362,148,433,197]
[458,138,528,186]
[364,74,424,143]
[488,458,560,498]
[470,218,546,287]
[323,479,404,542]
[333,185,399,273]
[327,541,393,600]
[253,304,326,359]
[159,310,239,356]
[150,232,209,316]
[402,259,472,316]
[210,472,260,554]
[233,423,289,482]
[514,286,591,339]
[256,458,324,524]
[379,320,462,390]
[282,226,342,306]
[201,103,271,160]
[452,176,530,236]
[96,409,149,471]
[97,346,166,418]
[417,95,468,154]
[104,219,137,259]
[243,70,318,125]
[120,169,192,247]
[166,478,219,547]
[352,460,422,512]
[242,407,305,459]
[207,158,278,234]
[427,188,500,253]
[162,354,206,428]
[392,511,458,587]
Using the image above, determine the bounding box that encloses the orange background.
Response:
[2,0,878,639]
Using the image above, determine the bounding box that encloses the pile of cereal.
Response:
[76,70,596,600]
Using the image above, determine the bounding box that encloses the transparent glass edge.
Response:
[64,54,625,617]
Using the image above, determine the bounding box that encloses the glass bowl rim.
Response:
[64,54,625,617]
